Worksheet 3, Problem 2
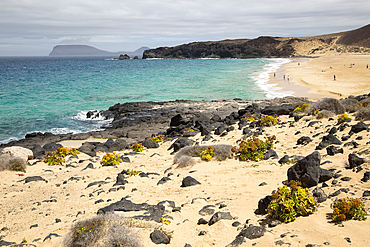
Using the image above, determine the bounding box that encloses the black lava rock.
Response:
[208,212,233,226]
[361,171,370,182]
[264,149,278,160]
[307,121,321,127]
[348,153,365,169]
[340,177,352,181]
[362,191,370,197]
[168,137,195,152]
[326,145,344,156]
[157,177,171,185]
[180,176,201,187]
[142,139,159,149]
[23,176,47,183]
[255,195,273,215]
[82,163,94,170]
[261,104,295,116]
[113,173,128,186]
[316,134,342,150]
[232,221,241,227]
[341,135,350,141]
[150,229,170,244]
[199,205,215,216]
[312,187,328,203]
[238,225,266,239]
[297,136,312,146]
[197,218,208,225]
[329,127,338,134]
[278,155,290,164]
[349,122,369,135]
[287,151,333,188]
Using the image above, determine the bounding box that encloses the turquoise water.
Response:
[0,56,290,144]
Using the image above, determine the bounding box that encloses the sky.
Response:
[0,0,369,56]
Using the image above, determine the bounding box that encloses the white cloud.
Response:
[0,0,369,55]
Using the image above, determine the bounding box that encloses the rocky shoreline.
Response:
[0,97,313,159]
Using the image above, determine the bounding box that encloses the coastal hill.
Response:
[143,24,370,59]
[49,45,149,58]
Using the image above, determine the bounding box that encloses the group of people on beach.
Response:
[273,73,289,82]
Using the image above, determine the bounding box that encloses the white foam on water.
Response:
[0,136,19,144]
[199,57,220,60]
[253,58,295,99]
[71,110,113,122]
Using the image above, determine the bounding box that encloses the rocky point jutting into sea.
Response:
[0,96,313,158]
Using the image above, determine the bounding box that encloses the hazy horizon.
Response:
[1,0,369,56]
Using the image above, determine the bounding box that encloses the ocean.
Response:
[0,56,291,144]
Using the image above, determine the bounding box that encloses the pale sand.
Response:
[273,54,370,98]
[1,113,370,246]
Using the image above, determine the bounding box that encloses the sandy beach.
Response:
[273,54,370,99]
[1,53,370,247]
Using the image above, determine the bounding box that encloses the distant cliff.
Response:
[49,45,149,58]
[143,37,295,59]
[143,24,370,59]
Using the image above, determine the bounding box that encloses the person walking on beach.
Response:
[283,75,285,80]
[367,64,368,69]
[334,75,336,81]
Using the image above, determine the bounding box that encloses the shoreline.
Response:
[267,57,326,100]
[270,54,370,99]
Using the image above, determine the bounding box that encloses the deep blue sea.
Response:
[0,56,291,144]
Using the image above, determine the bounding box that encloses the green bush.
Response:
[233,137,274,161]
[332,198,367,222]
[337,113,352,124]
[260,115,279,126]
[268,181,317,223]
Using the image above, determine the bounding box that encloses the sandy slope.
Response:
[1,112,370,247]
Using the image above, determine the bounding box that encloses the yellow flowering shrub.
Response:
[268,181,317,223]
[332,198,367,222]
[101,152,122,166]
[150,135,164,143]
[131,143,143,152]
[43,146,80,166]
[200,146,215,161]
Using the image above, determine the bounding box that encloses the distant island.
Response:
[49,45,149,58]
[143,23,370,59]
